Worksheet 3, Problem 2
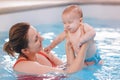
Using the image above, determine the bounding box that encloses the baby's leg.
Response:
[98,60,103,64]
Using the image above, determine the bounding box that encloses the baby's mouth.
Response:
[68,28,72,31]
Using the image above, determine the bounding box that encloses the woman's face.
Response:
[27,26,44,53]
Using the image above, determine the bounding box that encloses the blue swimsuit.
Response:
[85,50,101,64]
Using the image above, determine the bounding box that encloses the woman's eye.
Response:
[35,36,38,42]
[35,38,37,42]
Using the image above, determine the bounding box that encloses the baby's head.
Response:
[62,5,83,21]
[62,5,83,33]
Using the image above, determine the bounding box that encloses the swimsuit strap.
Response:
[13,58,26,68]
[38,52,57,67]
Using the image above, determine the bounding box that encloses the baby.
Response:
[44,5,102,65]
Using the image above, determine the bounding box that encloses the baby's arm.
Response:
[79,23,96,46]
[44,31,66,53]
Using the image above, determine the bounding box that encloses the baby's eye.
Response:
[63,21,66,24]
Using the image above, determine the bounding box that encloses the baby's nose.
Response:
[66,23,69,27]
[65,24,70,29]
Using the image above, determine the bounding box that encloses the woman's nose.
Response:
[39,36,44,41]
[38,34,44,41]
[41,36,44,41]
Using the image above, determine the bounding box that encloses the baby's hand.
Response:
[44,46,51,54]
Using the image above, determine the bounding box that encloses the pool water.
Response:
[0,18,120,80]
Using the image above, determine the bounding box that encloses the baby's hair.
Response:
[63,5,83,18]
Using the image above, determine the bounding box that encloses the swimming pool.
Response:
[0,17,120,80]
[0,5,120,80]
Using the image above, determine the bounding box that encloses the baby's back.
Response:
[71,38,97,59]
[85,39,97,59]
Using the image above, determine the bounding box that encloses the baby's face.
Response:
[62,12,80,33]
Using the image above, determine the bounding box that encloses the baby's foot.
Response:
[98,60,103,64]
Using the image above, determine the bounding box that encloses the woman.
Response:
[3,22,89,75]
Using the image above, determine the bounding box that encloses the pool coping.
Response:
[0,1,120,14]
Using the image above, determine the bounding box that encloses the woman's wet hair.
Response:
[3,22,30,57]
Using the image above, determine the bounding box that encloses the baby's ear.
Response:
[79,18,83,22]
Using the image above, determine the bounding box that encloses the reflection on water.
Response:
[94,27,120,80]
[17,72,67,80]
[0,18,120,80]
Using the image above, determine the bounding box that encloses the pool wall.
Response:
[0,6,64,32]
[0,1,120,32]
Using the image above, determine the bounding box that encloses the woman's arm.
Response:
[14,61,64,75]
[65,42,89,74]
[65,40,75,66]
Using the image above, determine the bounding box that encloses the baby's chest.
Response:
[69,33,81,45]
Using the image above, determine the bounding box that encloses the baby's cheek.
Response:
[72,23,77,27]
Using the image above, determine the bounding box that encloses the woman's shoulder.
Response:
[13,57,39,70]
[13,57,27,68]
[13,58,41,71]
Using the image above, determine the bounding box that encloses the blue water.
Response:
[0,18,120,80]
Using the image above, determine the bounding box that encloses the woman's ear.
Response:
[21,48,29,54]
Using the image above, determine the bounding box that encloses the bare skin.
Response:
[44,5,103,65]
[14,26,89,75]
